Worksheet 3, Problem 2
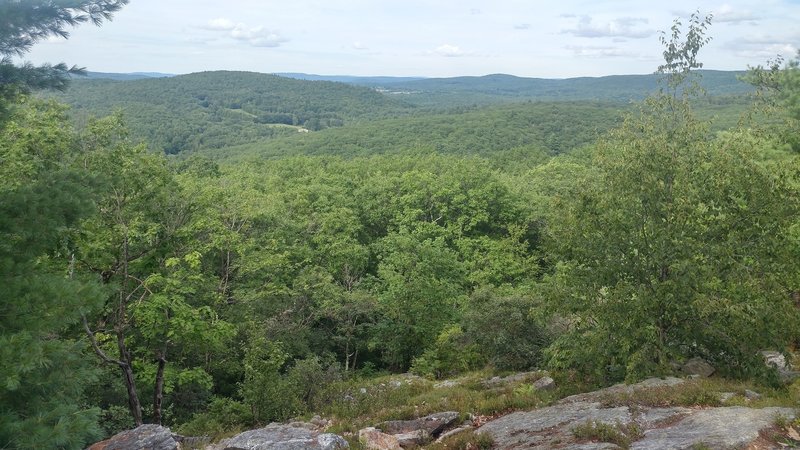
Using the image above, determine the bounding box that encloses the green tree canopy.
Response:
[0,0,128,122]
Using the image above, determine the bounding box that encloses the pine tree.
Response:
[0,0,128,122]
[0,2,128,447]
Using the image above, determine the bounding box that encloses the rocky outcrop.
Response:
[631,407,795,449]
[481,371,542,387]
[355,411,461,449]
[477,377,797,449]
[359,427,401,450]
[681,357,715,377]
[376,411,459,437]
[210,423,348,450]
[87,424,178,450]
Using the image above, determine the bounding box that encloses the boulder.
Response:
[477,395,796,449]
[394,429,429,448]
[533,376,556,391]
[376,411,459,437]
[482,371,542,387]
[435,426,473,442]
[744,389,761,401]
[761,351,788,370]
[87,424,178,450]
[359,427,401,450]
[560,377,684,404]
[630,407,796,449]
[213,423,348,450]
[681,357,715,378]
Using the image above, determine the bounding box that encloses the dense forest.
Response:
[2,3,800,449]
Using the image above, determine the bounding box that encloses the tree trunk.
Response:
[153,351,167,425]
[118,330,143,426]
[120,362,143,426]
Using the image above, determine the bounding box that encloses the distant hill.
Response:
[52,69,753,155]
[276,73,426,85]
[206,101,629,162]
[55,71,413,153]
[373,70,753,106]
[78,71,174,81]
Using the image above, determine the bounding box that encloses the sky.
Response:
[24,0,800,78]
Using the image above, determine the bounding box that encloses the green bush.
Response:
[239,339,303,424]
[177,397,252,439]
[464,289,550,371]
[411,325,484,379]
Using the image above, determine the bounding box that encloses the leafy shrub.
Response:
[411,325,484,379]
[177,397,252,439]
[464,289,550,371]
[239,339,303,424]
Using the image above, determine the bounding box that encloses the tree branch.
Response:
[81,313,125,367]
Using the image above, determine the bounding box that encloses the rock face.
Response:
[477,378,798,450]
[761,351,788,370]
[532,376,555,391]
[681,357,715,377]
[359,411,460,448]
[88,424,178,450]
[631,407,796,450]
[212,423,348,450]
[359,427,401,450]
[376,411,459,437]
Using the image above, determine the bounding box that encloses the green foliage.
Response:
[426,430,494,450]
[53,71,411,153]
[411,326,484,379]
[239,339,302,424]
[540,15,800,383]
[464,289,550,371]
[742,52,800,151]
[177,397,252,440]
[572,420,642,449]
[0,0,128,123]
[0,100,103,449]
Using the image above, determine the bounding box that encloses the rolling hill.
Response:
[54,71,414,153]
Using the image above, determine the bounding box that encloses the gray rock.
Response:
[477,401,639,449]
[394,429,429,448]
[682,357,715,378]
[215,423,348,450]
[436,426,473,442]
[636,407,691,427]
[358,427,400,450]
[433,379,460,389]
[533,376,556,391]
[89,424,178,450]
[560,377,684,404]
[630,407,796,450]
[761,351,788,370]
[718,392,736,403]
[564,444,621,450]
[744,389,761,401]
[377,411,459,437]
[482,371,542,387]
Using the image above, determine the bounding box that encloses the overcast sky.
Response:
[24,0,800,78]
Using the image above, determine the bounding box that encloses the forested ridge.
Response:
[2,4,800,449]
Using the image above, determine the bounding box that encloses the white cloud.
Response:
[514,23,531,30]
[565,45,638,58]
[200,17,288,48]
[714,4,759,24]
[204,17,236,31]
[352,41,368,50]
[563,16,654,39]
[432,44,468,57]
[723,33,799,58]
